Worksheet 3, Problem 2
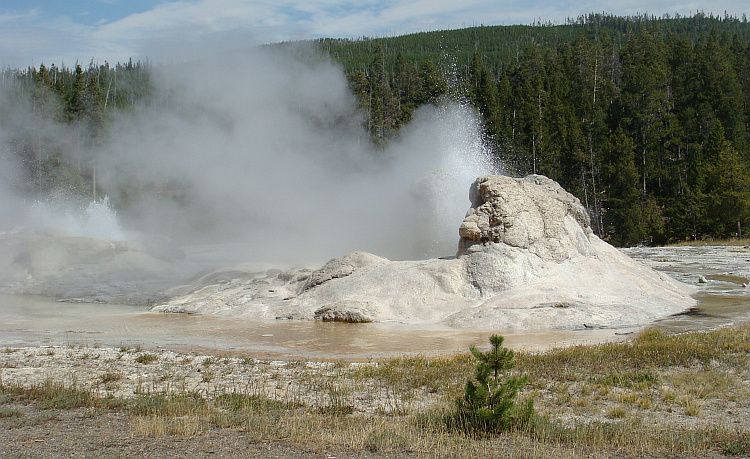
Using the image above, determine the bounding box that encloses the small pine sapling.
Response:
[455,334,533,432]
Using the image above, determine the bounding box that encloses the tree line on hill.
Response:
[1,59,151,199]
[321,13,750,245]
[1,13,749,246]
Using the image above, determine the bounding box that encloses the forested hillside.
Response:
[317,13,750,245]
[0,59,151,198]
[2,13,749,246]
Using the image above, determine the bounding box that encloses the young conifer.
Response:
[455,334,533,432]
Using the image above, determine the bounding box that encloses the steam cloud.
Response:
[2,45,499,266]
[0,113,27,231]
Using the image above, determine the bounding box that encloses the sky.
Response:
[1,0,748,67]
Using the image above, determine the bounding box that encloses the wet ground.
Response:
[1,245,748,359]
[623,245,750,333]
[0,294,632,358]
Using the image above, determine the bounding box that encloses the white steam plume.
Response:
[1,45,498,266]
[0,101,28,231]
[97,45,498,264]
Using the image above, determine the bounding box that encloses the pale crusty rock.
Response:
[314,302,373,322]
[445,235,696,330]
[152,175,697,330]
[301,251,388,292]
[458,174,593,261]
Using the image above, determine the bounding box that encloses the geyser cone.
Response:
[153,174,697,331]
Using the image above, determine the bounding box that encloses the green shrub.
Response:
[135,353,158,364]
[453,334,533,433]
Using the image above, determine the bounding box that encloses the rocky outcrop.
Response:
[300,252,388,292]
[152,174,697,330]
[457,175,595,296]
[458,175,592,260]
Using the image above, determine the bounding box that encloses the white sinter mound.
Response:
[153,174,696,330]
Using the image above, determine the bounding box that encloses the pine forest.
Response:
[2,13,750,246]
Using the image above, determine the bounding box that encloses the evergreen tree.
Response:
[347,70,370,108]
[66,64,86,121]
[705,122,750,237]
[454,335,533,433]
[469,53,500,144]
[368,45,386,143]
[393,52,421,126]
[619,26,670,200]
[696,30,747,144]
[419,59,447,103]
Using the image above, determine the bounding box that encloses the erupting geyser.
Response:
[28,197,126,242]
[0,46,696,330]
[0,198,188,304]
[153,174,697,331]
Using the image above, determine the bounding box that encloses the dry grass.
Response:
[2,324,750,457]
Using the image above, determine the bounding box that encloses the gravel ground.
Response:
[0,345,429,459]
[2,341,749,459]
[1,403,398,458]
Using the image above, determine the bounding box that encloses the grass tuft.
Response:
[2,380,94,409]
[135,353,158,364]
